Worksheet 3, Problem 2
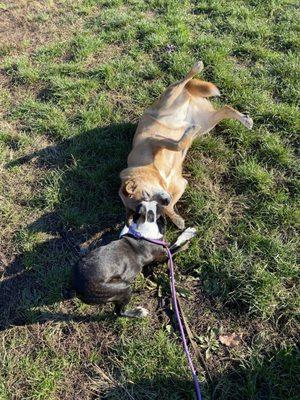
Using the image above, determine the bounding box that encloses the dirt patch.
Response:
[0,0,83,56]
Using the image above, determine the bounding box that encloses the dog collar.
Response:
[128,225,142,239]
[122,225,169,247]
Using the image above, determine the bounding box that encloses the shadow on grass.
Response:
[90,346,298,399]
[99,377,198,400]
[0,123,135,330]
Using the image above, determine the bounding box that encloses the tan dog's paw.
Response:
[192,61,204,74]
[171,214,185,230]
[242,114,253,130]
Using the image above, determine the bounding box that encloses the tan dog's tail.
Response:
[185,79,220,98]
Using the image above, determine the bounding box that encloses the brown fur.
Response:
[119,61,253,229]
[185,79,220,97]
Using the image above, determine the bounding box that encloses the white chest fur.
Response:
[120,222,162,239]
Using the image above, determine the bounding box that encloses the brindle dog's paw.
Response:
[121,307,149,318]
[130,307,149,318]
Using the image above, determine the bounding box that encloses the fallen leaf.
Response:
[219,333,244,347]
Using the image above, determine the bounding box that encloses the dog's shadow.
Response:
[0,123,135,331]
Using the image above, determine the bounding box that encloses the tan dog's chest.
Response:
[154,149,180,187]
[132,116,188,189]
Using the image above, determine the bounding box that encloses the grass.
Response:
[0,0,299,399]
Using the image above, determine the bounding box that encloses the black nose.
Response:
[161,195,171,205]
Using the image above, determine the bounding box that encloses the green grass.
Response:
[0,0,299,399]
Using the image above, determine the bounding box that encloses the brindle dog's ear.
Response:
[156,204,167,234]
[132,212,139,224]
[135,203,143,214]
[142,190,151,201]
[133,203,146,224]
[157,215,167,235]
[156,203,164,217]
[125,209,134,227]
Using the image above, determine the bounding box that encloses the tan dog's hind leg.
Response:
[185,61,204,80]
[165,178,188,230]
[154,61,204,110]
[200,105,253,134]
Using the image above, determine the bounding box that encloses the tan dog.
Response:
[119,61,253,229]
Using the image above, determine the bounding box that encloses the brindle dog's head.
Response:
[132,200,167,237]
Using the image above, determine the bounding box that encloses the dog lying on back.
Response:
[119,61,253,229]
[73,201,196,317]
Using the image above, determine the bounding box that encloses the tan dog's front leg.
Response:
[150,124,199,152]
[164,177,188,230]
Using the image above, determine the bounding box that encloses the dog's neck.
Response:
[120,221,163,240]
[135,220,163,239]
[120,200,165,240]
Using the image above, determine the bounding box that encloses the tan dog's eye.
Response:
[142,190,150,200]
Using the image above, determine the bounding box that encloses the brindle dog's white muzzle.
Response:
[120,200,163,239]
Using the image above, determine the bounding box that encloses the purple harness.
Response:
[126,226,202,400]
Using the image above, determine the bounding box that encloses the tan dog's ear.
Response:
[122,179,137,198]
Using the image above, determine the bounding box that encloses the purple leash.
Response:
[126,227,202,400]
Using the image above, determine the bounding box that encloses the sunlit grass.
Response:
[0,0,299,398]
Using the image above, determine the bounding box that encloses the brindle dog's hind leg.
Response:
[114,290,149,318]
[118,306,149,318]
